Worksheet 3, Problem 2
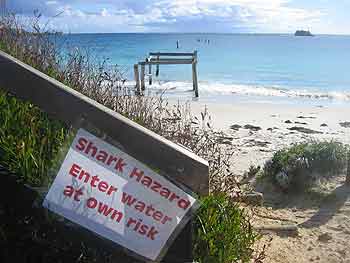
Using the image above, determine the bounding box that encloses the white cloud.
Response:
[21,0,327,33]
[152,0,325,32]
[45,1,58,5]
[101,8,110,17]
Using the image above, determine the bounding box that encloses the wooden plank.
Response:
[192,63,198,97]
[192,51,199,97]
[140,64,145,91]
[148,64,152,85]
[139,60,193,65]
[347,150,350,184]
[255,225,298,236]
[133,64,140,94]
[149,52,194,57]
[149,58,193,63]
[156,55,160,77]
[0,50,209,195]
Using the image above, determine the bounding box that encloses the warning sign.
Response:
[43,128,197,261]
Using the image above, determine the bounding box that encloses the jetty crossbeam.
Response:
[134,51,199,97]
[149,52,195,56]
[140,59,194,65]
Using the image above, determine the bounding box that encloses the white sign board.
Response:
[43,128,197,261]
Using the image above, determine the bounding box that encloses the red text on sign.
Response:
[121,192,172,225]
[86,197,123,222]
[69,163,118,196]
[63,185,84,201]
[75,137,127,173]
[129,167,191,210]
[126,217,159,240]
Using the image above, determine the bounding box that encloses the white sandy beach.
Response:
[188,100,350,175]
[187,99,350,263]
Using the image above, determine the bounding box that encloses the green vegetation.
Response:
[0,89,259,262]
[263,141,348,191]
[0,90,67,185]
[0,14,261,262]
[194,194,258,263]
[0,90,258,263]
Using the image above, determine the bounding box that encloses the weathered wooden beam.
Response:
[148,64,152,85]
[140,59,193,65]
[346,150,350,185]
[149,58,193,63]
[140,64,145,91]
[192,51,199,97]
[255,225,298,236]
[0,50,209,195]
[149,58,192,61]
[155,55,160,77]
[149,52,194,57]
[133,64,140,94]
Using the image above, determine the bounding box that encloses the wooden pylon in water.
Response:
[346,151,350,185]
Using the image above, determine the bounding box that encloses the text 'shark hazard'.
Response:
[43,128,197,261]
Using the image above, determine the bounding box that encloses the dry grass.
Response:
[0,13,239,195]
[0,13,265,262]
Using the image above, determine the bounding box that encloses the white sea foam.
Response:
[125,80,350,101]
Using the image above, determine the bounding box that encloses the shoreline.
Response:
[139,79,350,103]
[185,99,350,175]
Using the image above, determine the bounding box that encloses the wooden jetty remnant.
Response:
[134,51,199,97]
[133,64,140,94]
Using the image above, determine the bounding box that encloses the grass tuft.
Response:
[263,141,348,191]
[194,193,259,263]
[0,90,67,185]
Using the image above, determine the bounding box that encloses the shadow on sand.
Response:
[299,184,350,229]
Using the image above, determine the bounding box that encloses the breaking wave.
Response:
[126,80,350,101]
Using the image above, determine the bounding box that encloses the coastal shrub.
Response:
[264,141,348,191]
[0,89,67,186]
[193,193,258,263]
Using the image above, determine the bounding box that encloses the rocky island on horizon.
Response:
[295,30,314,36]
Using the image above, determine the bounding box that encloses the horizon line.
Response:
[60,32,350,36]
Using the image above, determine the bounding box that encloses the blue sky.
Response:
[5,0,350,34]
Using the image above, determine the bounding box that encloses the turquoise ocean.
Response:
[58,33,350,104]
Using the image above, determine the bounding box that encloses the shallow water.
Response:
[57,33,350,103]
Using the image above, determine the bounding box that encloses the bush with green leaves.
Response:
[193,193,258,263]
[0,89,67,185]
[264,141,348,191]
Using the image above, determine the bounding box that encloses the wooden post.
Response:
[141,64,145,91]
[156,55,160,77]
[148,64,152,85]
[192,51,199,97]
[133,64,140,95]
[346,150,350,185]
